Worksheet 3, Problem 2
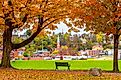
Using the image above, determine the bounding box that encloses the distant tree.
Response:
[96,32,104,44]
[26,30,32,36]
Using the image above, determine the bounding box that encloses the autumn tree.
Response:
[96,32,104,44]
[0,0,79,68]
[68,0,121,72]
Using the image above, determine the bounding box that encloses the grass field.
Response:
[11,60,121,71]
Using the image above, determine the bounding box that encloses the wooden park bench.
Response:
[55,62,70,70]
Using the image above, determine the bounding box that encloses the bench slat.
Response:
[55,62,70,70]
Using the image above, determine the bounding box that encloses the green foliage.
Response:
[25,44,36,56]
[33,35,56,50]
[12,37,23,44]
[26,30,32,36]
[118,45,121,49]
[103,44,113,49]
[52,50,59,54]
[23,52,29,57]
[96,32,103,43]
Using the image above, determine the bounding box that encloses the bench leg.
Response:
[68,66,70,70]
[56,66,58,70]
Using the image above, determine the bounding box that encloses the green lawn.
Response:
[11,60,121,71]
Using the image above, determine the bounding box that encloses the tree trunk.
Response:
[0,17,43,68]
[113,34,120,72]
[0,28,13,68]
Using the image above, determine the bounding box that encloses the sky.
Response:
[53,22,89,35]
[13,22,89,36]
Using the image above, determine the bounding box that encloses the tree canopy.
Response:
[70,0,121,34]
[69,0,121,72]
[0,0,83,68]
[0,0,81,49]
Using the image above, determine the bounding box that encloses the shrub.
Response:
[23,52,29,57]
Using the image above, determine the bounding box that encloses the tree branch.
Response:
[12,0,31,29]
[12,17,43,49]
[12,14,28,29]
[101,3,108,9]
[43,0,49,8]
[44,13,69,23]
[0,16,4,18]
[118,25,121,31]
[8,0,18,28]
[42,13,68,30]
[41,18,60,31]
[22,14,29,23]
[19,0,32,11]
